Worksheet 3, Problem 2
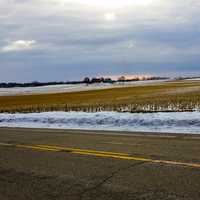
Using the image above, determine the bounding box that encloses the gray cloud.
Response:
[0,0,200,81]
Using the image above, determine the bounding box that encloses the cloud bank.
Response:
[0,0,200,81]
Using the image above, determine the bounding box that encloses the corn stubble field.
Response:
[0,80,200,113]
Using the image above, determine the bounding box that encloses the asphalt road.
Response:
[0,127,200,200]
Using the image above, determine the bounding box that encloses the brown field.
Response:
[0,80,200,113]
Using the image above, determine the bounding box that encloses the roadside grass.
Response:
[0,80,200,113]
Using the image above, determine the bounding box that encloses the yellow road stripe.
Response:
[1,142,200,169]
[0,142,13,147]
[63,151,200,168]
[16,145,60,152]
[36,144,200,169]
[37,144,129,156]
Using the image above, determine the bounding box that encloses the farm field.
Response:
[0,80,166,96]
[0,80,200,113]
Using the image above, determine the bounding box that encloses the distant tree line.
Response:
[0,81,82,88]
[174,76,200,81]
[83,76,169,84]
[83,77,114,84]
[0,76,169,88]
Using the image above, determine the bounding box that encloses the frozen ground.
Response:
[0,80,167,96]
[185,78,200,81]
[0,111,200,134]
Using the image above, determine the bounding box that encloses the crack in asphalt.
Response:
[78,161,146,200]
[0,165,193,200]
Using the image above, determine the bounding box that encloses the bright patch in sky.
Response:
[68,0,154,8]
[104,13,116,21]
[1,40,36,53]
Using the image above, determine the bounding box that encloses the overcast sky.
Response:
[0,0,200,82]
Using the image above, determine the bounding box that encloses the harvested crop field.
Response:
[0,80,200,113]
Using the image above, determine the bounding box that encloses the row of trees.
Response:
[83,76,168,84]
[83,77,113,84]
[0,78,113,88]
[0,78,114,88]
[0,76,169,88]
[0,81,82,88]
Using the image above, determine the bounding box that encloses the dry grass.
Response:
[0,80,200,113]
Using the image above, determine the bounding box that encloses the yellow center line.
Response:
[1,142,200,169]
[36,144,130,156]
[36,144,200,169]
[16,144,60,152]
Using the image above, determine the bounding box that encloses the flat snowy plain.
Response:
[0,111,200,134]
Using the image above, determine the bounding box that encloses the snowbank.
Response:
[0,111,200,134]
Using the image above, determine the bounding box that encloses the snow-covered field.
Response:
[0,80,167,96]
[185,78,200,81]
[0,111,200,134]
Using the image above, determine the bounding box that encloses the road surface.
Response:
[0,128,200,200]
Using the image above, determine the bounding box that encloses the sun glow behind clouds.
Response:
[68,0,154,8]
[104,13,116,21]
